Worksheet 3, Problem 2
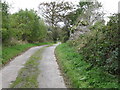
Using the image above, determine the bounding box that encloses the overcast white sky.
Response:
[3,0,120,19]
[4,0,120,13]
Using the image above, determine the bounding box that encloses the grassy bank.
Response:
[55,43,119,88]
[10,47,46,88]
[2,42,52,65]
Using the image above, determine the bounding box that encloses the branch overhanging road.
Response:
[0,42,66,88]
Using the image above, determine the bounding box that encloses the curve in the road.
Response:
[0,43,66,88]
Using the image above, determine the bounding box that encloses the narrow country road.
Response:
[0,43,66,89]
[38,43,66,88]
[0,45,46,88]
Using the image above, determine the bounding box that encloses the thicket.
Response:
[55,43,119,88]
[68,14,119,75]
[1,2,48,46]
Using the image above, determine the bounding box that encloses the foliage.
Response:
[1,2,11,43]
[67,1,103,26]
[38,1,74,42]
[9,9,47,43]
[39,1,74,27]
[1,1,48,45]
[68,14,119,75]
[55,43,119,88]
[60,0,103,42]
[60,26,70,43]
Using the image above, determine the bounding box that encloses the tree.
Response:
[9,9,47,43]
[38,1,74,42]
[1,1,11,44]
[68,1,103,27]
[39,1,74,27]
[68,0,104,41]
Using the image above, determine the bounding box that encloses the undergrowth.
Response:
[55,43,119,88]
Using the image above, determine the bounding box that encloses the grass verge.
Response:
[10,46,46,88]
[2,42,52,66]
[55,43,119,88]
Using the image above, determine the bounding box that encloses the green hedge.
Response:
[55,43,119,88]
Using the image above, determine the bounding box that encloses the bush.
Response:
[67,14,119,75]
[55,43,119,88]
